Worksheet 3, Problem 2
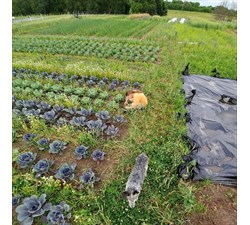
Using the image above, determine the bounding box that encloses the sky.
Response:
[167,0,237,7]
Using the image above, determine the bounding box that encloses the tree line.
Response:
[12,0,167,16]
[166,0,214,13]
[13,0,236,18]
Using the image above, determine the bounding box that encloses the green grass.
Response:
[13,15,158,38]
[12,10,237,224]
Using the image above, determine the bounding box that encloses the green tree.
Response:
[130,0,159,15]
[13,0,33,15]
[155,0,167,16]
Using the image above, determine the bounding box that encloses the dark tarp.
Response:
[178,74,237,186]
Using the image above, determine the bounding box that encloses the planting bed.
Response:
[12,67,139,224]
[13,36,160,62]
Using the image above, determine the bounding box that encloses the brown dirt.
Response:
[186,184,237,225]
[13,124,129,190]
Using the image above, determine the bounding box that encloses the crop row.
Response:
[12,77,129,99]
[17,148,100,184]
[12,36,160,62]
[13,97,126,138]
[12,81,125,111]
[13,91,123,111]
[13,87,124,109]
[13,77,126,102]
[13,68,141,90]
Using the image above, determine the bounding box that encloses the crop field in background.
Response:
[12,10,237,225]
[12,15,158,38]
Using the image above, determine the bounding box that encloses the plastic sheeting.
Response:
[178,74,237,186]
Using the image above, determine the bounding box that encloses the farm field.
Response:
[12,10,237,225]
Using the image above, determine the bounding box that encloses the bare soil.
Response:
[187,184,237,225]
[13,124,129,189]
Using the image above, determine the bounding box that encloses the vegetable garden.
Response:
[13,36,160,62]
[12,12,237,225]
[13,62,145,224]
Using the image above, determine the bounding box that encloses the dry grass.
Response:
[128,13,151,20]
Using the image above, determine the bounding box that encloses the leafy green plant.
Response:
[94,98,104,107]
[64,86,74,94]
[51,84,63,93]
[99,91,109,100]
[107,100,119,110]
[77,132,97,147]
[87,88,98,98]
[114,93,124,103]
[74,87,85,96]
[81,97,91,106]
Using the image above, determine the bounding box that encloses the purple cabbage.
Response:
[79,168,99,186]
[105,125,119,138]
[74,145,89,160]
[54,163,76,181]
[18,152,37,168]
[91,149,106,162]
[46,201,71,225]
[36,138,49,150]
[49,140,67,155]
[114,115,127,123]
[95,110,111,120]
[32,159,54,178]
[15,194,51,225]
[23,133,37,143]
